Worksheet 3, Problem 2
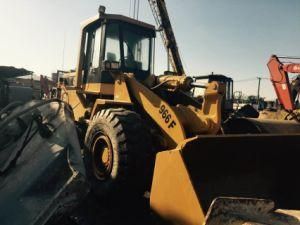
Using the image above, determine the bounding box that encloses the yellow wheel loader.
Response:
[58,6,300,225]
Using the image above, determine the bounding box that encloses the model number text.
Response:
[159,104,176,128]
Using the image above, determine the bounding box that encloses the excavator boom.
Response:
[267,55,300,111]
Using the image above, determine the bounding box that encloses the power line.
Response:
[61,31,66,70]
[132,0,140,19]
[133,0,136,18]
[234,78,257,82]
[137,0,140,20]
[129,0,132,17]
[234,77,269,82]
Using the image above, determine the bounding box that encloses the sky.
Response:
[0,0,299,99]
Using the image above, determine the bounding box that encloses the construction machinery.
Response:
[268,55,300,111]
[59,4,223,195]
[264,55,300,120]
[58,3,300,225]
[192,74,234,119]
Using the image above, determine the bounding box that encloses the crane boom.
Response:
[148,0,185,75]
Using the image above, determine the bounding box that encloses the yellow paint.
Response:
[83,83,114,95]
[173,82,224,135]
[126,74,186,148]
[113,73,132,103]
[150,146,206,225]
[62,88,87,121]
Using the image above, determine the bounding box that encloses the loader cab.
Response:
[207,75,234,113]
[78,13,156,91]
[194,74,234,119]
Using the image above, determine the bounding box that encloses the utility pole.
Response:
[62,31,66,71]
[257,77,262,108]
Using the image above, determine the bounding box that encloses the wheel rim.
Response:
[91,134,113,181]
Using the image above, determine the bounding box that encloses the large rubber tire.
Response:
[84,108,153,199]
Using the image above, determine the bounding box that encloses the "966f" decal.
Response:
[159,104,176,128]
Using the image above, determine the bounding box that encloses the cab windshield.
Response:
[104,23,153,73]
[123,29,150,71]
[82,21,154,84]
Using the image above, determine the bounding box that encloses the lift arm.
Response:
[148,0,185,75]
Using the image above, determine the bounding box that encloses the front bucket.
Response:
[150,133,300,225]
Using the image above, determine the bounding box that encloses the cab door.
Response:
[82,25,103,87]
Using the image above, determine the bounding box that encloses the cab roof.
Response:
[81,13,156,34]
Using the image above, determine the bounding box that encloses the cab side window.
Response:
[83,26,102,83]
[104,24,120,63]
[123,29,150,71]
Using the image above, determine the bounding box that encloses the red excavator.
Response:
[267,54,300,111]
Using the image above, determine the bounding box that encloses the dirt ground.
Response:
[56,192,159,225]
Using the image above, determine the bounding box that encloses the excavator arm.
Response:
[267,55,300,111]
[282,62,300,73]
